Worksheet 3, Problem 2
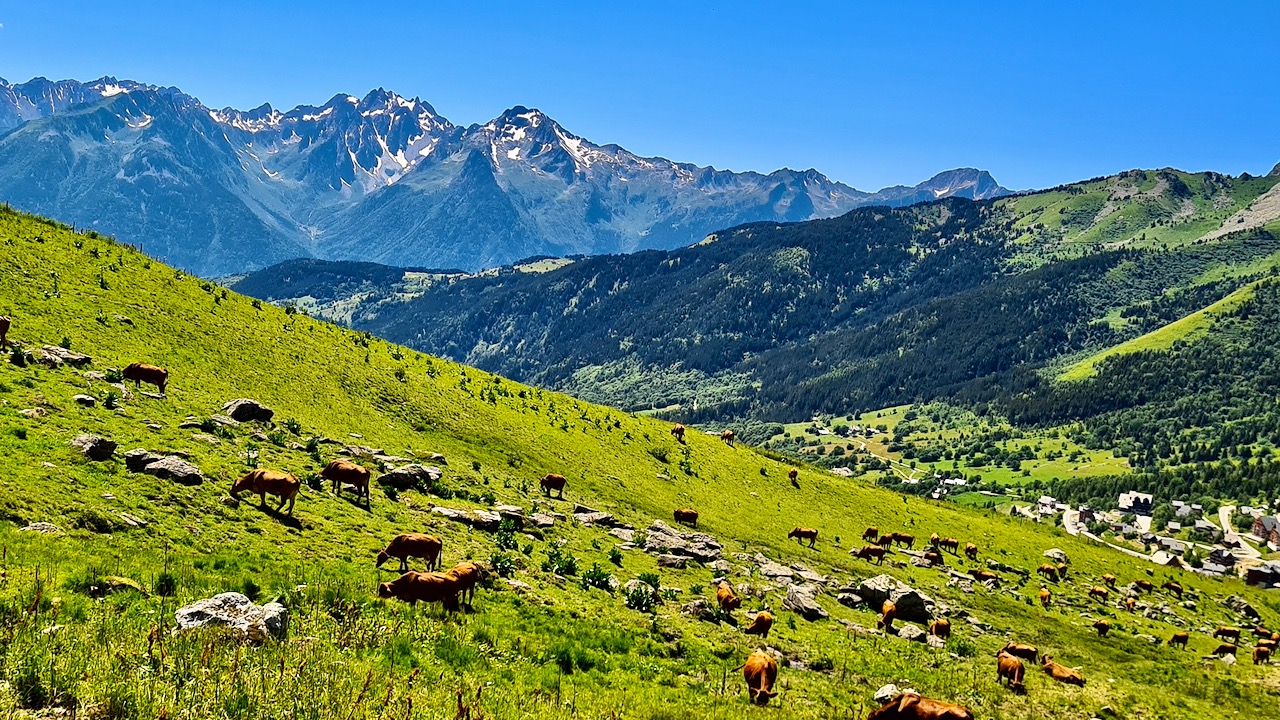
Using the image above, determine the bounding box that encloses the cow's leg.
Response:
[259,492,267,508]
[400,557,408,573]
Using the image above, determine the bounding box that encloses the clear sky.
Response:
[0,1,1276,191]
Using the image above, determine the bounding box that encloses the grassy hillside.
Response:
[2,207,1279,719]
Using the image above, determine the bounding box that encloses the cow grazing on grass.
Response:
[1255,646,1272,665]
[1124,597,1136,613]
[1252,626,1273,640]
[1093,620,1111,637]
[996,652,1025,692]
[744,611,773,639]
[716,582,741,613]
[1036,564,1059,581]
[376,571,460,610]
[1102,574,1117,589]
[964,543,978,560]
[1056,562,1069,579]
[866,693,974,720]
[670,424,686,443]
[322,459,370,504]
[852,546,887,565]
[1214,627,1242,642]
[1162,581,1183,598]
[1000,642,1038,663]
[1259,639,1278,652]
[877,534,896,550]
[893,533,916,549]
[1041,656,1085,686]
[123,362,168,394]
[787,468,798,483]
[939,537,960,554]
[1169,633,1189,649]
[968,569,999,584]
[1088,586,1109,602]
[1038,587,1052,608]
[788,527,818,548]
[879,600,897,631]
[0,315,9,348]
[231,469,300,516]
[1134,579,1154,593]
[443,561,485,606]
[923,551,945,567]
[1213,643,1238,657]
[929,533,941,548]
[376,533,442,573]
[720,429,736,445]
[742,650,778,705]
[929,618,951,639]
[539,473,566,499]
[673,508,699,528]
[863,527,879,542]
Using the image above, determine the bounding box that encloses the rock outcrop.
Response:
[175,592,288,642]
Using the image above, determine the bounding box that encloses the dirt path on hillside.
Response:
[1200,181,1280,241]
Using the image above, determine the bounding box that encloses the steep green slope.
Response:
[2,208,1279,719]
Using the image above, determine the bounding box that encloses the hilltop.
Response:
[1,207,1279,719]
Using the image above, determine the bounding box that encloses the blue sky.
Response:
[0,1,1276,190]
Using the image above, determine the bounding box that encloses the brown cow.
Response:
[0,315,9,348]
[376,570,460,609]
[1056,562,1069,579]
[877,534,896,549]
[929,533,941,548]
[1169,632,1189,649]
[673,508,699,528]
[443,561,485,606]
[788,527,818,548]
[742,650,778,706]
[1102,574,1117,589]
[670,424,686,443]
[852,545,887,565]
[787,468,799,483]
[744,611,773,639]
[929,618,951,639]
[996,652,1025,692]
[1000,642,1038,663]
[1213,643,1238,657]
[1214,627,1242,642]
[1093,620,1111,637]
[1252,626,1274,640]
[879,600,897,631]
[894,533,916,549]
[123,362,168,394]
[1036,564,1059,581]
[866,693,974,720]
[940,537,960,554]
[1041,656,1085,686]
[720,429,736,445]
[968,568,999,584]
[716,582,741,613]
[376,533,442,573]
[1038,587,1052,608]
[231,469,300,515]
[1124,597,1136,613]
[540,473,566,499]
[1088,586,1109,602]
[1256,646,1272,665]
[1259,639,1278,652]
[1161,581,1183,598]
[1134,579,1154,593]
[964,543,978,560]
[863,526,879,542]
[923,551,945,567]
[321,459,370,504]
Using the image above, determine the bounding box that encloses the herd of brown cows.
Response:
[372,527,485,611]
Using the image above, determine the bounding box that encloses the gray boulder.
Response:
[855,575,936,622]
[897,623,927,643]
[175,592,288,642]
[681,598,718,623]
[222,399,274,423]
[657,554,688,569]
[927,634,947,649]
[124,449,164,471]
[379,464,443,490]
[40,345,92,367]
[71,434,117,461]
[529,513,556,528]
[73,394,97,407]
[141,456,205,485]
[574,511,617,526]
[782,583,828,621]
[1225,595,1261,622]
[873,684,900,704]
[837,592,863,609]
[642,520,723,562]
[1043,548,1069,564]
[18,522,60,534]
[755,554,796,581]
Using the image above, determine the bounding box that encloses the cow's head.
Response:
[376,582,394,598]
[229,472,256,498]
[375,550,391,568]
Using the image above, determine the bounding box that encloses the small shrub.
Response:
[637,571,661,589]
[9,346,28,366]
[58,336,72,350]
[951,635,977,657]
[490,552,517,578]
[267,429,286,446]
[542,546,579,576]
[521,543,533,556]
[689,584,704,595]
[240,578,261,602]
[103,391,119,410]
[810,655,835,672]
[608,547,623,566]
[252,299,263,310]
[472,460,482,471]
[394,367,407,382]
[104,367,123,383]
[646,446,669,463]
[10,427,27,440]
[303,473,322,491]
[282,418,302,434]
[73,508,123,533]
[154,572,178,597]
[660,588,678,602]
[624,586,656,613]
[580,563,614,593]
[495,519,520,551]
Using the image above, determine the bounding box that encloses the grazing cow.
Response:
[1041,656,1085,686]
[0,315,9,348]
[788,468,799,483]
[1169,633,1189,649]
[940,537,960,554]
[321,459,371,504]
[929,533,941,548]
[720,429,736,445]
[716,582,741,613]
[964,543,978,560]
[1214,627,1242,642]
[894,533,916,549]
[1134,579,1154,593]
[863,527,879,542]
[879,600,897,631]
[744,611,773,639]
[929,618,951,639]
[539,473,566,499]
[852,545,887,565]
[443,561,485,606]
[1251,626,1273,640]
[673,508,699,528]
[231,469,300,516]
[1259,639,1278,652]
[1038,587,1052,608]
[1256,646,1273,665]
[1212,643,1238,657]
[1088,586,1109,602]
[996,652,1025,691]
[968,568,999,584]
[1000,642,1038,663]
[670,424,686,443]
[376,533,442,573]
[1093,620,1111,637]
[788,527,818,548]
[1036,564,1059,582]
[376,570,460,609]
[742,650,779,706]
[1124,597,1136,613]
[866,693,974,720]
[923,551,945,567]
[122,362,168,394]
[1102,574,1117,589]
[1056,562,1069,579]
[1161,581,1183,598]
[877,534,896,549]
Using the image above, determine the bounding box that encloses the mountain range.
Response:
[0,75,1009,275]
